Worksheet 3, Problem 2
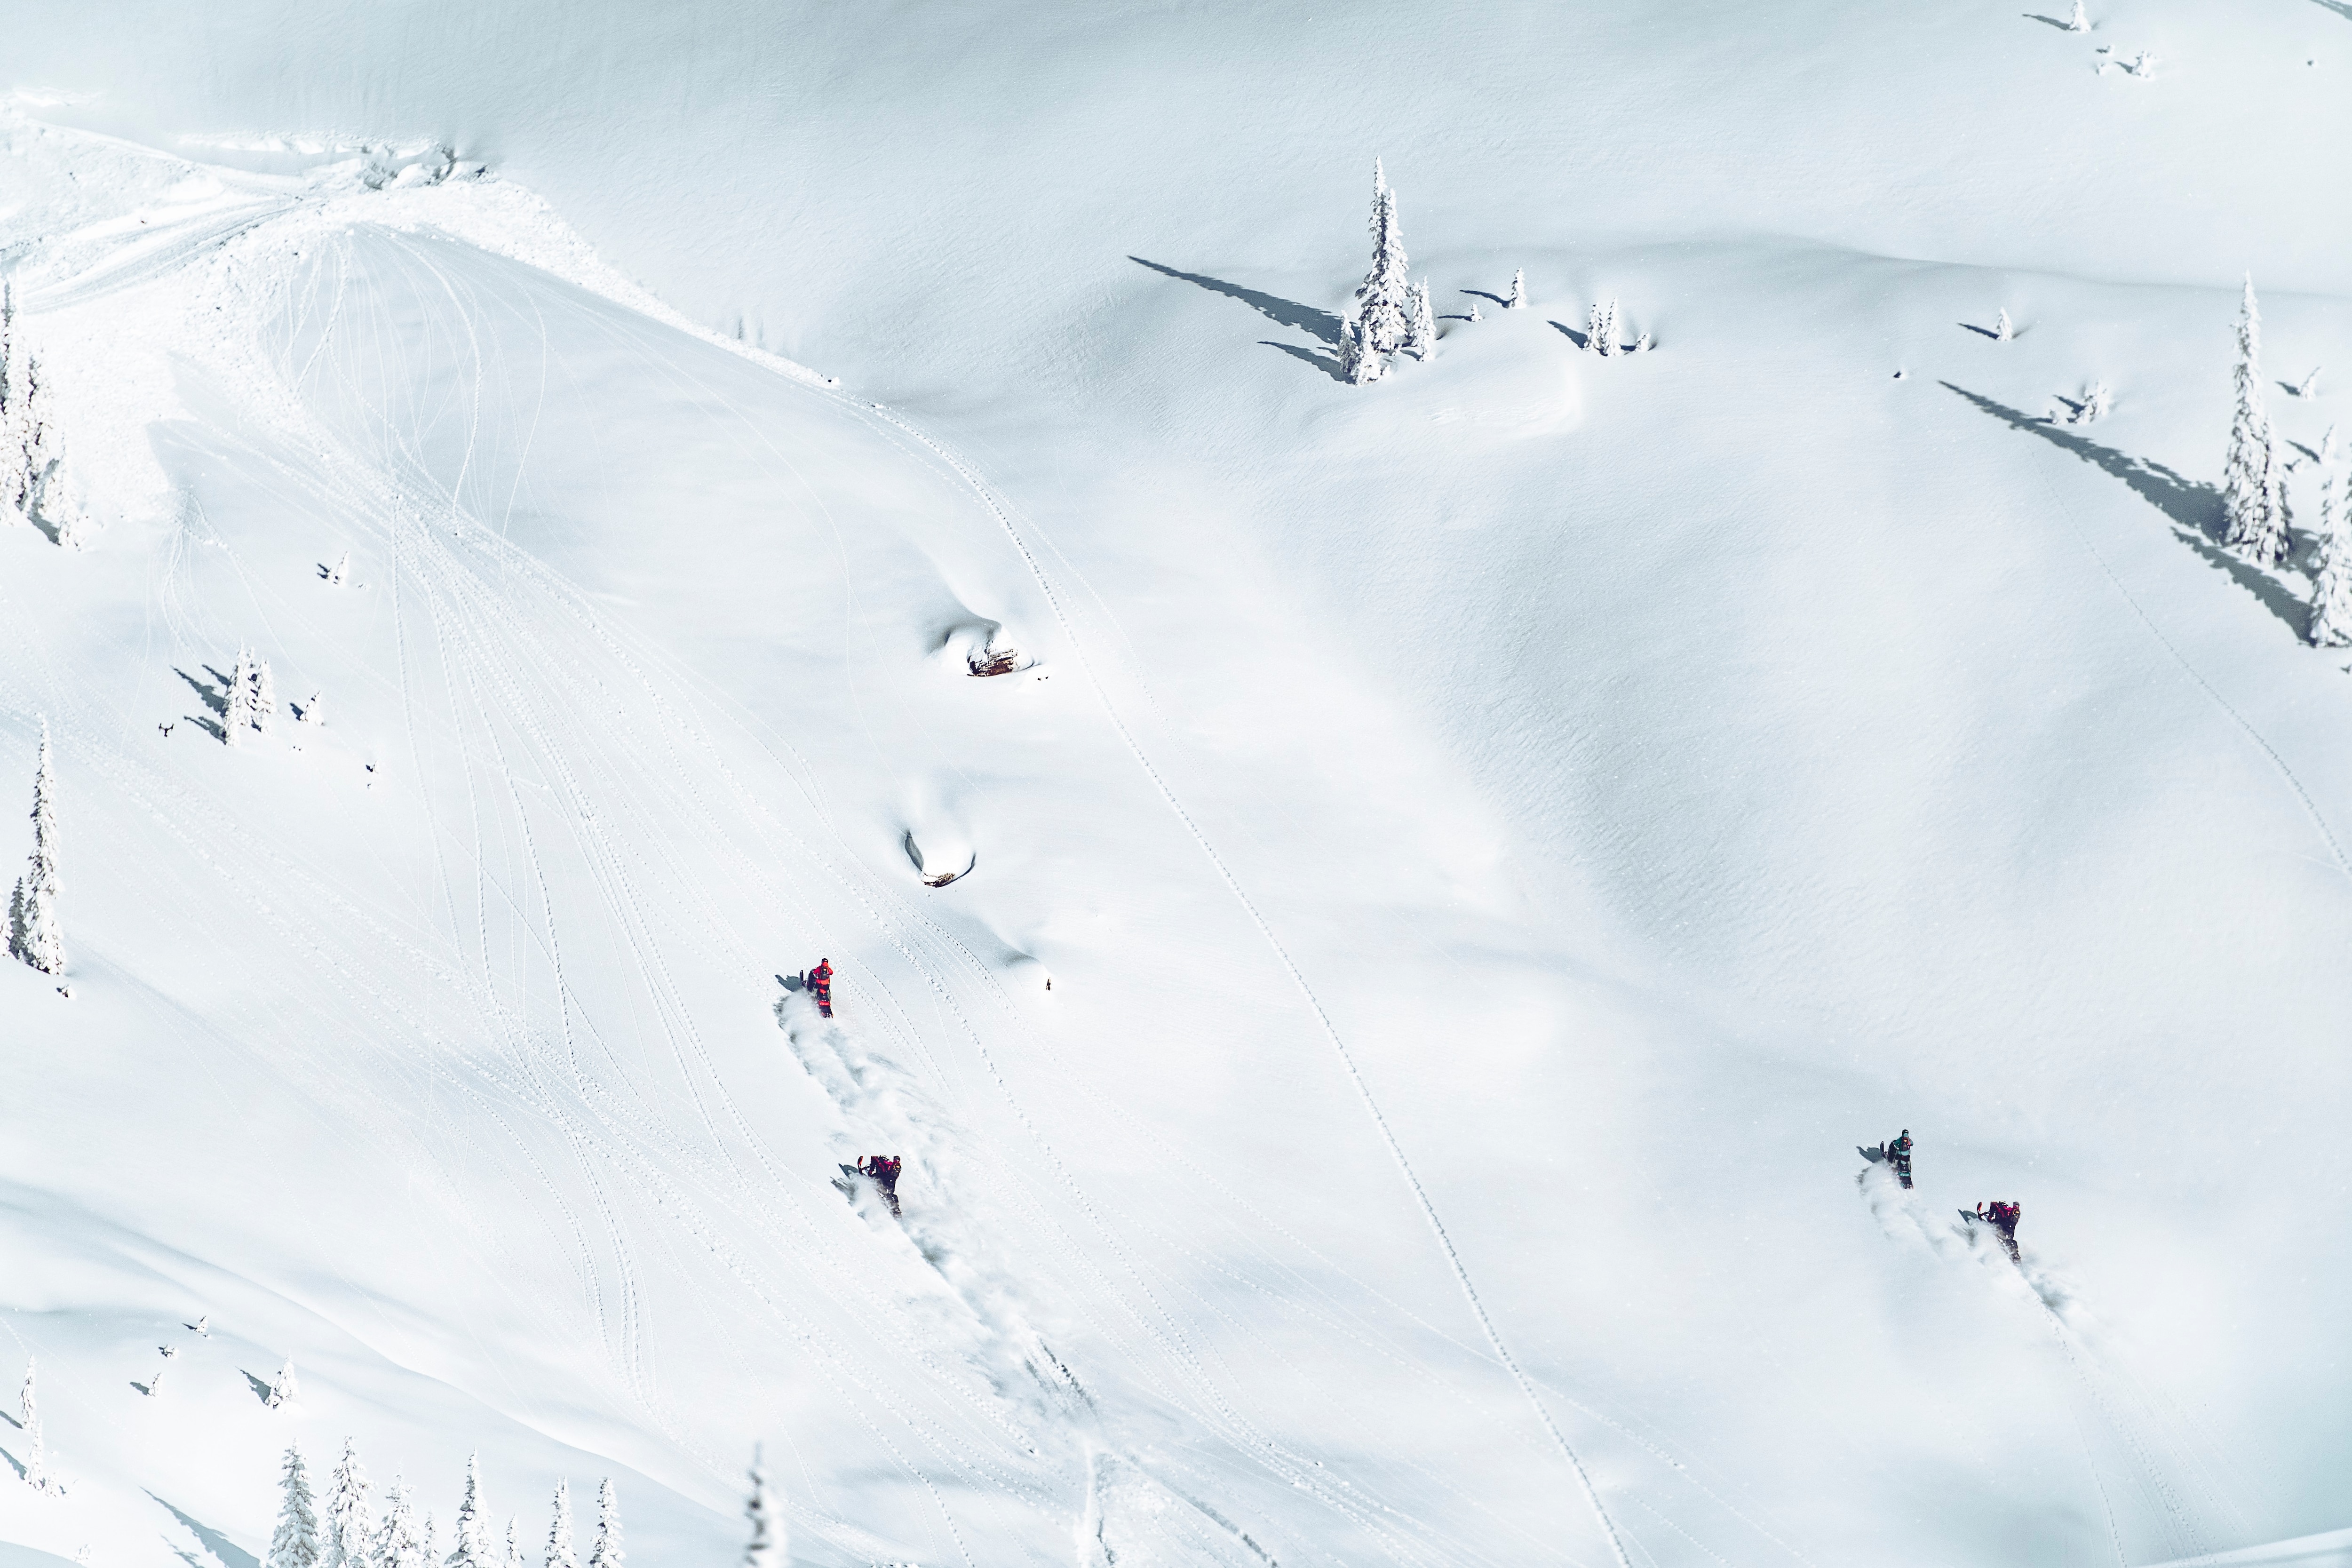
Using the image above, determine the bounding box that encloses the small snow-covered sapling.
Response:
[2066,0,2089,32]
[2295,366,2322,398]
[1506,269,1526,310]
[1994,309,2014,342]
[328,551,350,586]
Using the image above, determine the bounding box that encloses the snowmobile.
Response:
[832,1155,903,1218]
[1857,1135,1914,1189]
[1960,1202,2022,1262]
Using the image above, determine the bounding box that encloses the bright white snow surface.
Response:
[2,2,2351,1565]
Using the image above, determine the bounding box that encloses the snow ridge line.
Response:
[860,402,1638,1568]
[2032,461,2352,884]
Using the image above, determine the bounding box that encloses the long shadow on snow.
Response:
[1259,340,1345,383]
[175,666,229,717]
[151,1494,261,1568]
[1943,381,2308,634]
[1130,256,1340,343]
[2312,0,2352,21]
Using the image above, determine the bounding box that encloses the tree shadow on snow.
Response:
[1944,381,2309,633]
[176,667,229,717]
[1959,320,2010,340]
[2310,0,2352,21]
[0,1443,24,1480]
[151,1493,261,1568]
[1549,319,1590,350]
[1462,288,1511,308]
[1259,341,1345,382]
[241,1369,276,1405]
[1129,257,1340,344]
[2020,10,2075,27]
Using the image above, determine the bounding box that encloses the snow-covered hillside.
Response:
[3,3,2352,1566]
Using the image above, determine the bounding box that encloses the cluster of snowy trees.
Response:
[2218,279,2352,647]
[228,647,278,745]
[264,1445,785,1568]
[1334,167,1652,382]
[0,284,90,547]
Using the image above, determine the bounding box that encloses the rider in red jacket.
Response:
[858,1154,903,1216]
[808,958,834,1017]
[1975,1201,2022,1261]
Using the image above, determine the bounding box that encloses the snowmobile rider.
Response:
[857,1154,903,1217]
[1975,1200,2022,1261]
[1887,1129,1914,1189]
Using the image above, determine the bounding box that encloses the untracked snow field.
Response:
[2,2,2351,1566]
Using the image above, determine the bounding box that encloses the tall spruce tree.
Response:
[2238,419,2294,567]
[2224,277,2285,557]
[1352,162,1410,357]
[378,1482,424,1568]
[740,1448,782,1568]
[20,1361,49,1492]
[544,1480,577,1568]
[267,1447,323,1568]
[226,648,256,745]
[446,1456,491,1568]
[502,1520,524,1568]
[2311,463,2352,647]
[9,720,63,976]
[587,1480,621,1568]
[1403,281,1437,359]
[323,1439,375,1568]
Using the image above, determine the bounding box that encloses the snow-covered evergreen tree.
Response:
[1351,162,1410,357]
[1402,281,1437,360]
[447,1455,491,1568]
[268,1447,323,1568]
[20,1361,50,1493]
[1506,269,1526,310]
[2322,424,2342,471]
[1993,309,2014,342]
[2236,420,2294,567]
[502,1520,524,1568]
[2224,278,2286,558]
[740,1448,783,1568]
[252,659,278,736]
[544,1480,576,1568]
[1338,315,1383,385]
[267,1358,299,1408]
[9,720,64,977]
[328,552,350,586]
[226,648,255,745]
[2309,462,2352,647]
[2066,0,2088,31]
[587,1481,621,1568]
[324,1440,375,1568]
[378,1482,424,1568]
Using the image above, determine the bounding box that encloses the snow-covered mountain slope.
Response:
[2,2,2351,1565]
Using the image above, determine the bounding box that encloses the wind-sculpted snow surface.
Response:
[4,0,2352,1564]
